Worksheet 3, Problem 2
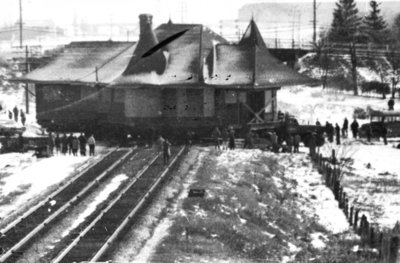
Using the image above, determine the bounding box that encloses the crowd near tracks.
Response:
[52,146,185,263]
[0,148,135,263]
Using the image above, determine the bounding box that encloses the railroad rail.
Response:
[52,146,186,263]
[0,147,136,263]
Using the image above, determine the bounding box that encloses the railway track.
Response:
[52,146,186,263]
[0,147,137,263]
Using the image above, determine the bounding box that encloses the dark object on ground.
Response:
[188,189,205,198]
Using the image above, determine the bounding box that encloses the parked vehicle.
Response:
[359,110,400,138]
[0,119,25,136]
[249,115,325,147]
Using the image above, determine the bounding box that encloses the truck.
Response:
[249,116,325,147]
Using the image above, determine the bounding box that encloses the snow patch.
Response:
[60,173,128,237]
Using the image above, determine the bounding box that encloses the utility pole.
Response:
[291,9,296,49]
[25,45,29,113]
[19,0,23,48]
[313,0,317,44]
[298,12,301,48]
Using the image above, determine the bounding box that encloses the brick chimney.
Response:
[135,14,158,57]
[122,14,167,75]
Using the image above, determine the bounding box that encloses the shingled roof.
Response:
[21,16,316,89]
[205,19,315,88]
[113,21,227,86]
[22,41,136,84]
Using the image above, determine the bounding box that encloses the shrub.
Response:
[361,81,390,98]
[353,107,368,119]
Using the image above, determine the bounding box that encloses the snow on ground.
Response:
[277,152,349,234]
[357,67,381,82]
[61,173,128,237]
[321,140,400,229]
[310,232,327,249]
[278,85,389,126]
[279,86,400,230]
[0,152,103,222]
[146,147,354,262]
[109,147,208,263]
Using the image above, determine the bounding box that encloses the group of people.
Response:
[211,126,237,151]
[48,132,96,156]
[322,118,360,145]
[3,105,26,126]
[271,132,302,154]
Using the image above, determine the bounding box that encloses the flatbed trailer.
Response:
[249,117,325,147]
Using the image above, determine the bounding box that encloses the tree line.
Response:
[328,0,400,45]
[316,0,400,97]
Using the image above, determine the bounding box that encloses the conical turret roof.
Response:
[206,19,317,88]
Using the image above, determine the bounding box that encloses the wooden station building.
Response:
[20,14,313,138]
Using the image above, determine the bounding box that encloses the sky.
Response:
[2,0,399,28]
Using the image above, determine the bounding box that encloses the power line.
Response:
[19,0,23,47]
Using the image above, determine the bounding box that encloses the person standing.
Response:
[67,133,74,155]
[156,135,165,155]
[13,106,19,122]
[293,134,301,153]
[366,125,372,143]
[228,128,236,150]
[78,133,87,156]
[163,139,171,165]
[221,128,228,150]
[185,130,193,150]
[48,132,55,156]
[244,129,254,149]
[286,134,294,153]
[8,110,12,120]
[325,122,333,143]
[388,97,395,111]
[382,123,388,145]
[20,109,26,126]
[335,123,341,145]
[61,133,68,155]
[351,119,359,139]
[211,126,221,150]
[54,133,61,155]
[88,134,96,156]
[308,133,317,158]
[342,118,348,138]
[72,136,80,156]
[270,132,279,153]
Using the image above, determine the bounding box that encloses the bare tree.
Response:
[385,45,400,98]
[349,42,359,95]
[313,33,331,89]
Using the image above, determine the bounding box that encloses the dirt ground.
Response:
[111,146,378,263]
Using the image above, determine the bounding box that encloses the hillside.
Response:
[238,1,400,27]
[298,52,395,95]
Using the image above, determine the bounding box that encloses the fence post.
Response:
[349,206,354,226]
[359,214,366,236]
[389,236,399,263]
[378,232,383,259]
[370,227,375,247]
[364,216,370,243]
[332,149,336,165]
[344,198,349,218]
[354,209,360,230]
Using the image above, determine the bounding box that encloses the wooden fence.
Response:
[311,150,400,263]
